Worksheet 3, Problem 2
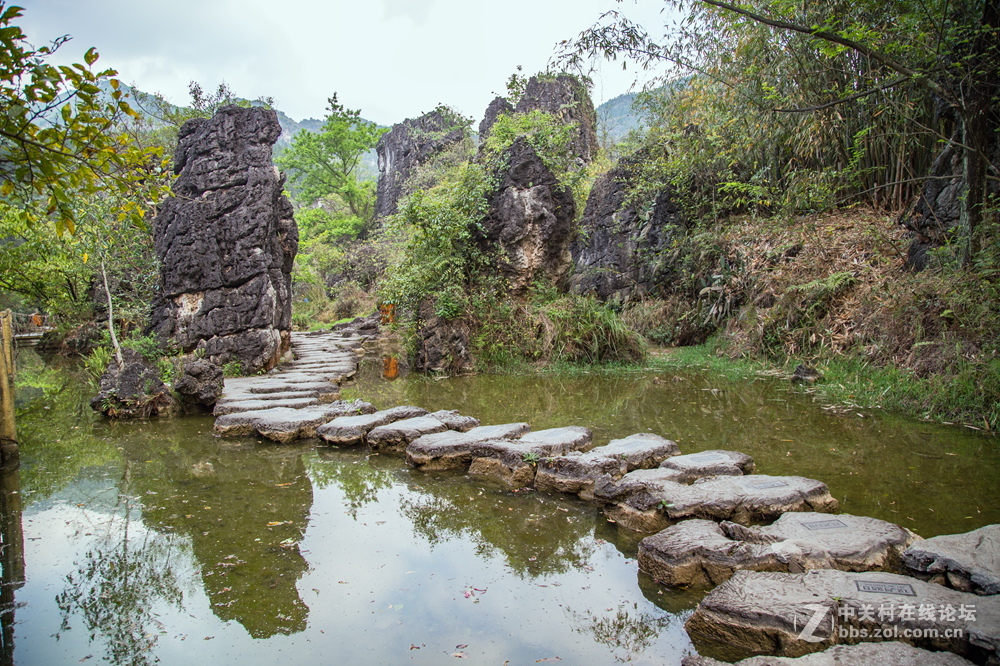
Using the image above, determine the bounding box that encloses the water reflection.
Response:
[4,350,998,665]
[398,470,600,576]
[120,431,314,638]
[0,467,24,666]
[54,460,185,666]
[307,448,395,518]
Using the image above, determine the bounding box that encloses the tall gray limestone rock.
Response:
[374,108,468,219]
[569,150,683,303]
[515,74,598,166]
[482,137,576,295]
[150,106,298,374]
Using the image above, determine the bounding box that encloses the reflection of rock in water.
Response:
[1,467,25,664]
[126,436,313,638]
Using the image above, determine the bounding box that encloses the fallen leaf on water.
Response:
[276,482,294,487]
[456,644,468,649]
[409,644,422,650]
[450,653,467,659]
[266,521,290,526]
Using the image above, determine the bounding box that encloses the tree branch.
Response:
[698,0,955,103]
[772,76,910,113]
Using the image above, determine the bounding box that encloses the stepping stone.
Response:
[213,396,320,415]
[407,423,531,471]
[428,409,480,432]
[468,426,593,488]
[681,642,975,665]
[600,473,838,533]
[685,569,1000,663]
[535,433,680,498]
[283,364,357,382]
[903,524,1000,595]
[258,372,343,384]
[213,400,375,443]
[639,513,919,588]
[367,416,450,454]
[316,406,429,446]
[658,449,755,483]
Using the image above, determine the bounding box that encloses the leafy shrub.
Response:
[380,163,492,311]
[84,346,112,384]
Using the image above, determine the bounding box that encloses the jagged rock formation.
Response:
[374,108,468,218]
[478,96,514,142]
[569,151,682,303]
[482,137,576,295]
[173,357,224,409]
[413,298,475,375]
[150,106,297,374]
[90,349,178,418]
[515,74,598,166]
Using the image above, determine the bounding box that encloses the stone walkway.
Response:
[211,329,999,665]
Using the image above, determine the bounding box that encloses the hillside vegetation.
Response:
[0,1,996,429]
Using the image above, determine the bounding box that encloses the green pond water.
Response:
[2,350,998,665]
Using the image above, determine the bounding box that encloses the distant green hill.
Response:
[595,91,646,144]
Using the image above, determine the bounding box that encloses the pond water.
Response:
[3,350,998,665]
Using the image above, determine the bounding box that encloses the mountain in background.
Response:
[114,83,649,180]
[595,91,646,145]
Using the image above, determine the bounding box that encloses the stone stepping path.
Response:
[406,423,532,471]
[534,433,678,498]
[210,329,1000,664]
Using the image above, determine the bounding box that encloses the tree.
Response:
[277,94,386,222]
[560,0,999,262]
[0,2,167,234]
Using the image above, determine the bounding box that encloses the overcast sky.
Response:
[17,0,673,126]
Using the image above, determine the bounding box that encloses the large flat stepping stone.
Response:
[682,642,975,665]
[316,406,429,446]
[287,363,358,382]
[213,396,320,415]
[407,423,532,471]
[602,473,838,533]
[658,449,755,482]
[468,426,593,488]
[367,416,450,454]
[221,389,337,403]
[639,513,919,588]
[213,400,375,443]
[254,371,345,385]
[685,569,1000,663]
[903,524,1000,596]
[237,380,340,397]
[535,433,679,498]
